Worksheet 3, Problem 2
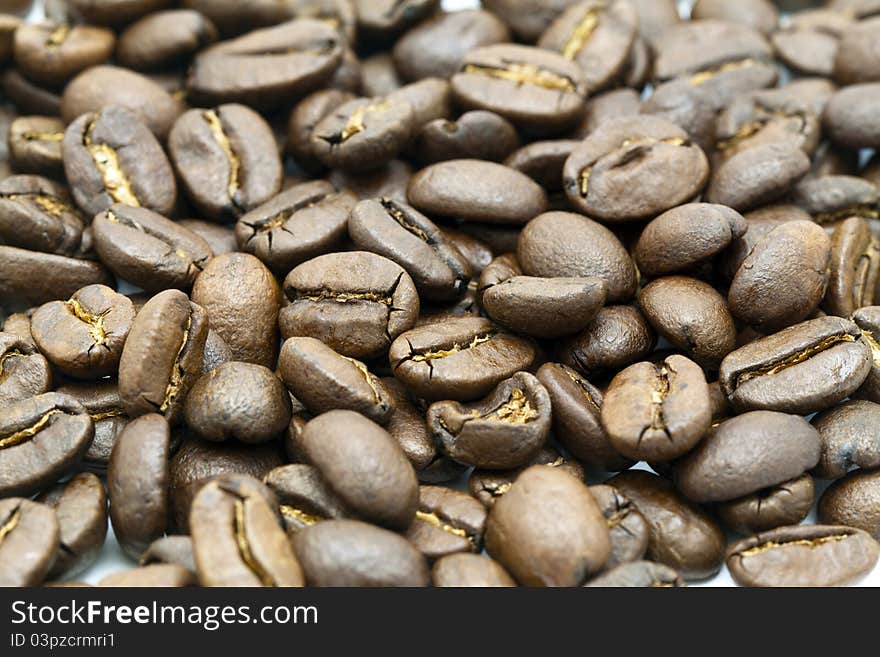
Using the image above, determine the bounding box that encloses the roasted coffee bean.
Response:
[116,10,218,71]
[382,377,442,481]
[169,103,282,221]
[300,410,418,530]
[0,392,93,498]
[824,83,880,149]
[611,470,726,580]
[179,220,238,257]
[2,69,62,116]
[63,105,177,217]
[726,525,880,587]
[181,0,355,39]
[793,175,879,226]
[674,411,820,503]
[405,486,487,560]
[719,316,872,414]
[415,111,520,166]
[504,140,579,192]
[140,535,196,573]
[170,437,283,533]
[99,564,195,587]
[0,175,85,256]
[485,465,611,586]
[452,44,587,135]
[118,289,208,425]
[390,316,536,402]
[2,314,34,346]
[347,198,470,302]
[575,88,642,138]
[852,306,880,403]
[408,159,547,226]
[692,0,778,35]
[286,89,355,173]
[354,0,437,39]
[35,472,107,579]
[185,362,291,444]
[8,116,65,176]
[559,305,656,375]
[563,115,709,222]
[589,484,649,568]
[717,474,815,535]
[811,400,880,479]
[186,19,344,111]
[834,17,880,85]
[481,0,575,42]
[280,251,419,360]
[640,78,717,153]
[537,0,639,94]
[68,0,171,26]
[586,560,685,587]
[427,372,550,470]
[0,498,60,587]
[263,464,349,534]
[431,553,516,587]
[639,277,737,368]
[191,253,280,369]
[0,332,52,407]
[293,519,429,587]
[14,22,115,88]
[819,469,880,539]
[56,381,128,470]
[728,221,831,332]
[771,10,850,77]
[190,474,304,587]
[823,217,880,317]
[360,52,402,97]
[328,158,412,203]
[601,355,710,462]
[517,211,637,303]
[235,181,355,275]
[634,203,747,277]
[30,284,135,379]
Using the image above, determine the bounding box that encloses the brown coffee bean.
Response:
[834,17,880,85]
[140,535,196,573]
[819,469,880,539]
[116,9,218,71]
[824,83,880,149]
[823,217,880,317]
[0,332,52,407]
[589,484,649,568]
[431,553,516,587]
[771,10,849,77]
[14,22,115,88]
[178,219,238,257]
[585,560,685,587]
[692,0,778,35]
[0,497,60,587]
[263,464,349,534]
[98,564,195,587]
[56,381,129,470]
[8,116,65,176]
[852,306,880,403]
[717,474,815,535]
[3,69,62,116]
[405,485,487,560]
[415,111,520,166]
[559,305,657,376]
[811,399,880,479]
[504,140,579,192]
[0,175,85,256]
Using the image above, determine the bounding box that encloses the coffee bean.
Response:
[601,355,710,462]
[178,219,238,257]
[485,465,611,586]
[819,469,880,539]
[263,464,349,535]
[793,175,878,226]
[0,332,52,407]
[8,116,65,176]
[431,553,516,587]
[0,175,85,256]
[811,400,880,479]
[190,474,304,587]
[415,111,520,165]
[0,14,21,64]
[14,22,115,88]
[822,217,880,316]
[55,381,128,470]
[293,519,429,587]
[381,377,439,479]
[169,103,282,221]
[3,69,62,116]
[726,525,880,587]
[98,563,195,587]
[559,305,656,375]
[31,284,135,379]
[719,316,872,414]
[585,560,685,587]
[0,497,60,587]
[504,140,579,192]
[852,306,880,403]
[692,0,778,35]
[286,89,356,174]
[834,17,880,85]
[183,0,356,39]
[589,484,649,568]
[140,535,196,573]
[116,9,218,71]
[824,83,880,149]
[118,289,208,425]
[674,411,820,503]
[404,485,487,560]
[0,392,93,498]
[717,474,815,535]
[771,10,849,77]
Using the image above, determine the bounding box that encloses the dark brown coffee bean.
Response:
[376,78,454,133]
[185,362,291,444]
[563,115,709,222]
[178,219,238,257]
[360,52,402,96]
[852,306,880,403]
[589,484,649,568]
[485,465,611,586]
[610,470,726,580]
[0,392,93,498]
[415,111,520,166]
[278,337,393,424]
[98,563,195,587]
[834,16,880,85]
[263,464,349,534]
[431,553,516,587]
[56,381,129,470]
[640,78,717,153]
[191,253,281,368]
[35,472,107,579]
[824,83,880,149]
[14,22,115,88]
[0,497,59,587]
[8,116,65,176]
[674,411,820,503]
[293,519,429,587]
[280,251,419,360]
[793,175,878,226]
[186,19,344,111]
[0,175,85,256]
[118,289,208,425]
[235,181,355,275]
[452,44,587,135]
[427,372,551,470]
[537,0,639,94]
[639,276,737,367]
[0,332,52,407]
[108,413,169,558]
[63,105,177,218]
[717,474,815,535]
[190,474,305,587]
[726,525,879,587]
[405,485,487,560]
[140,536,196,573]
[585,560,685,587]
[634,203,747,277]
[390,316,536,402]
[117,9,218,71]
[819,469,880,539]
[169,103,282,221]
[286,89,355,173]
[812,399,880,479]
[30,284,134,379]
[559,305,656,376]
[504,140,579,192]
[719,316,872,414]
[822,217,880,317]
[601,355,710,462]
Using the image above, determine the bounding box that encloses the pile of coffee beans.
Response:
[2,0,880,588]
